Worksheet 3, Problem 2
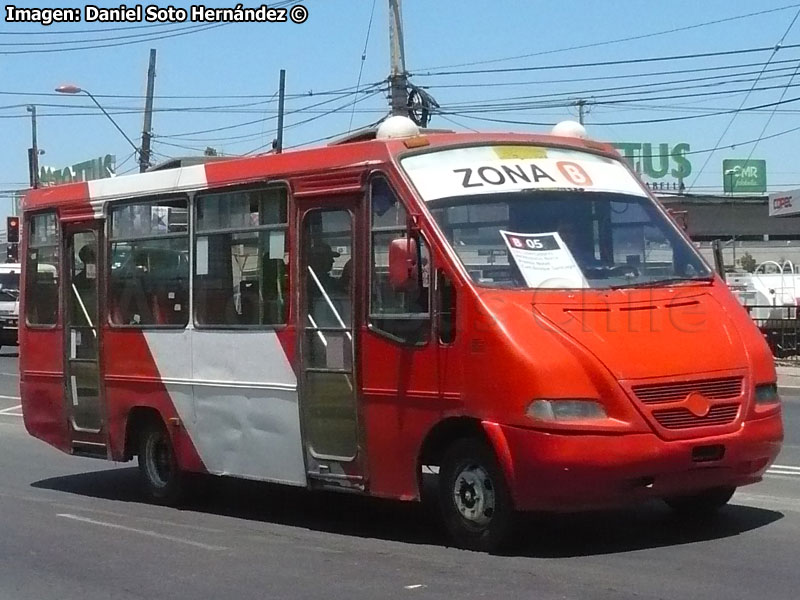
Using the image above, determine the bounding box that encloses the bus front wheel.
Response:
[138,420,185,506]
[664,486,736,516]
[438,438,516,552]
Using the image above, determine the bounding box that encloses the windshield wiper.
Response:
[611,276,713,290]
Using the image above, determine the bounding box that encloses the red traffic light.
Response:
[6,216,19,244]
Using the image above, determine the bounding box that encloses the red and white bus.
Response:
[21,117,783,551]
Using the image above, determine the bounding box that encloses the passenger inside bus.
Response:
[72,244,98,327]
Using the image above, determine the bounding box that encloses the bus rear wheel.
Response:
[138,420,184,506]
[438,438,516,552]
[664,486,736,516]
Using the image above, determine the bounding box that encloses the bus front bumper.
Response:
[492,414,783,512]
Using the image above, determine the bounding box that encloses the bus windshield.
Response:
[401,144,711,290]
[427,191,711,289]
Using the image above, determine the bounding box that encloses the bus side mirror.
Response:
[388,237,419,292]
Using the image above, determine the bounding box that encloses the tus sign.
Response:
[611,142,691,180]
[722,159,767,194]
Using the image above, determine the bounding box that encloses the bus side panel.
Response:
[20,328,69,453]
[360,333,454,500]
[103,329,205,473]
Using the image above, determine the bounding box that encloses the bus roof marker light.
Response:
[551,120,588,140]
[376,116,420,140]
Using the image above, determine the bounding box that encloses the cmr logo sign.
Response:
[722,159,767,194]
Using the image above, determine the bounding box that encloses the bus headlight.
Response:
[527,399,607,422]
[754,383,780,405]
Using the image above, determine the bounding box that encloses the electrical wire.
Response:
[0,22,225,46]
[689,7,800,190]
[420,57,800,91]
[414,43,800,77]
[0,21,178,35]
[0,22,230,55]
[745,60,800,162]
[416,3,800,71]
[154,82,385,139]
[440,93,800,126]
[348,0,378,133]
[244,88,385,155]
[435,65,800,110]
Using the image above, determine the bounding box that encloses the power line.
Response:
[349,0,378,133]
[689,8,800,190]
[416,3,800,71]
[0,22,230,55]
[0,22,219,47]
[746,60,800,162]
[441,93,800,126]
[434,81,800,118]
[414,43,800,77]
[0,21,178,35]
[243,88,385,155]
[437,64,800,107]
[154,83,385,139]
[420,57,800,90]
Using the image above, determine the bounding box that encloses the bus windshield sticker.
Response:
[401,145,646,201]
[500,230,588,289]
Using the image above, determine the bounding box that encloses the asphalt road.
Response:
[2,350,800,600]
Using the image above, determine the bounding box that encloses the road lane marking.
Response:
[0,395,20,401]
[0,404,21,416]
[766,464,800,477]
[57,513,228,551]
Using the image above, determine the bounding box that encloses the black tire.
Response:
[137,420,185,506]
[438,438,516,552]
[664,486,736,517]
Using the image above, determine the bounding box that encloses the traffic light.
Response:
[6,217,19,244]
[6,217,19,263]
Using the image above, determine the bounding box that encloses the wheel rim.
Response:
[145,432,173,489]
[452,463,495,527]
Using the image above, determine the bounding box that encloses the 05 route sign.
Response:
[723,159,767,194]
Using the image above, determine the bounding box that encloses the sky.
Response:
[3,0,800,217]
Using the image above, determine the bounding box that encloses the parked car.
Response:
[0,263,20,348]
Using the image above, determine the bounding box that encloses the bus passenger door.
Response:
[298,205,364,488]
[63,221,107,457]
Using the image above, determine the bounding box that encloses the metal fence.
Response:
[746,305,800,360]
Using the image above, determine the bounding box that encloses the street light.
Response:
[25,105,44,188]
[724,168,737,196]
[55,84,141,161]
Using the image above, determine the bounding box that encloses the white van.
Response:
[0,263,20,348]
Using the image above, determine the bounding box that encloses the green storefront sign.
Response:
[611,142,691,180]
[722,159,766,194]
[39,154,116,186]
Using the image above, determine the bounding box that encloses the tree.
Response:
[739,252,757,273]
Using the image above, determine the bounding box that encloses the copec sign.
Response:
[611,142,691,181]
[40,154,116,186]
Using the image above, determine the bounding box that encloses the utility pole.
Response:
[576,99,587,125]
[275,69,286,153]
[139,48,157,172]
[388,0,408,116]
[26,105,40,188]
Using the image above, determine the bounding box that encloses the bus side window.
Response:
[437,270,456,345]
[26,212,59,326]
[108,197,189,327]
[369,177,430,345]
[194,186,289,328]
